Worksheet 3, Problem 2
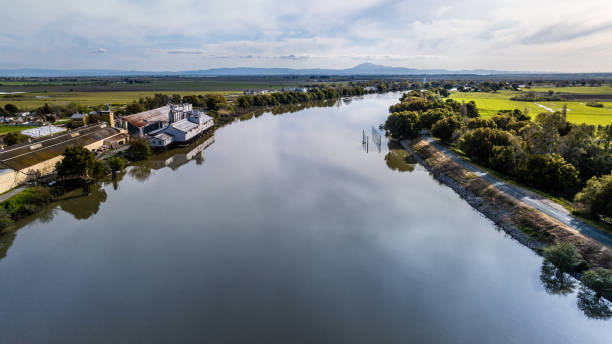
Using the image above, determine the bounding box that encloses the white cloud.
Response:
[1,0,612,71]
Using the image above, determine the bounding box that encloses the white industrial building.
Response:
[147,104,214,148]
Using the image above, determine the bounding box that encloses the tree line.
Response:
[384,90,612,223]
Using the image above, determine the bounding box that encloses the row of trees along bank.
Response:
[384,89,612,311]
[384,89,612,224]
[235,81,420,109]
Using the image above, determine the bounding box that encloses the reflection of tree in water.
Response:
[540,259,612,319]
[384,140,416,173]
[129,164,152,182]
[60,184,108,220]
[0,231,15,260]
[539,260,576,296]
[577,287,612,320]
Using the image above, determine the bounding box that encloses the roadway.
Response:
[419,135,612,247]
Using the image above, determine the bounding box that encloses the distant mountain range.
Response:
[0,63,521,77]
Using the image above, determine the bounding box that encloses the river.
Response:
[0,93,609,343]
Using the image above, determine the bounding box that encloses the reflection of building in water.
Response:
[149,134,215,171]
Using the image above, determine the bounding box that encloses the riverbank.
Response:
[402,137,612,269]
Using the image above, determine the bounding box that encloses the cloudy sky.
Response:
[1,0,612,72]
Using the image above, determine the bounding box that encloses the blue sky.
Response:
[1,0,611,72]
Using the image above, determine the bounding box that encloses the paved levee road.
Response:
[417,136,612,247]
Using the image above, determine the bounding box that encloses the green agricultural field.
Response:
[528,85,612,94]
[449,91,612,125]
[0,90,240,110]
[0,125,37,134]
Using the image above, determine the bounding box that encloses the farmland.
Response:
[528,85,612,94]
[0,77,337,110]
[0,91,240,110]
[449,90,612,125]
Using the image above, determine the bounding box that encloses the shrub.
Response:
[542,242,584,273]
[586,102,604,108]
[574,173,612,219]
[431,116,463,144]
[515,154,580,195]
[4,132,29,146]
[384,111,420,139]
[1,187,53,219]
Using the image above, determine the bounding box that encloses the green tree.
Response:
[125,101,146,115]
[491,114,515,131]
[542,242,584,273]
[462,101,479,118]
[205,95,228,111]
[489,145,518,174]
[384,111,420,140]
[515,154,580,195]
[56,146,108,180]
[559,124,612,181]
[467,118,497,129]
[4,103,18,114]
[459,128,512,163]
[106,156,127,172]
[3,132,29,146]
[431,116,463,144]
[420,108,453,130]
[171,94,182,103]
[581,268,612,300]
[127,137,151,161]
[574,173,612,219]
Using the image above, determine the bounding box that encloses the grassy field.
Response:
[0,125,37,134]
[449,91,612,125]
[0,78,338,110]
[528,85,612,94]
[0,90,240,110]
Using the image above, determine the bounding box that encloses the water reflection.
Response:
[539,260,576,296]
[1,93,610,342]
[0,133,217,260]
[148,134,214,171]
[539,259,612,319]
[128,164,152,182]
[59,184,108,220]
[577,288,612,320]
[0,231,15,260]
[384,140,416,172]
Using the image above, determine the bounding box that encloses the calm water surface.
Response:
[0,93,610,343]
